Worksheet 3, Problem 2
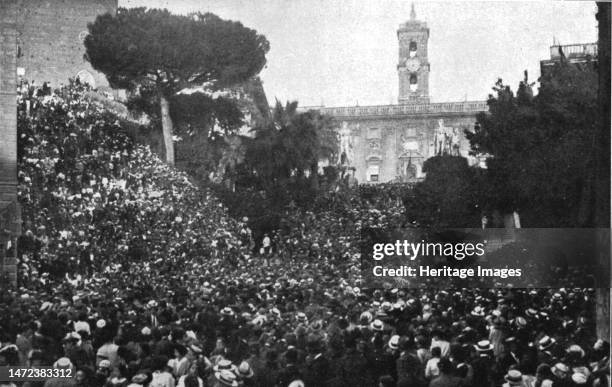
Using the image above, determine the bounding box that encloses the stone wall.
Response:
[1,0,114,283]
[13,0,117,87]
[0,1,19,284]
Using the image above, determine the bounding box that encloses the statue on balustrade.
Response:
[339,122,354,166]
[432,119,461,156]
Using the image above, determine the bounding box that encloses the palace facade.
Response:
[313,6,488,184]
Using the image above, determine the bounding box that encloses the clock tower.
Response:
[397,4,430,104]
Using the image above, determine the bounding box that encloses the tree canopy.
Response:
[466,61,603,226]
[85,8,269,92]
[209,102,340,235]
[244,101,339,191]
[403,156,484,229]
[85,8,270,165]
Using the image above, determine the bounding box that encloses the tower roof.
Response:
[399,3,428,31]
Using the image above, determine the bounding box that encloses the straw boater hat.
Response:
[551,363,569,378]
[359,311,373,325]
[471,306,485,317]
[538,336,556,351]
[237,361,254,378]
[504,370,525,386]
[215,370,238,387]
[388,335,400,350]
[475,340,494,352]
[571,373,588,385]
[220,307,235,317]
[130,373,148,385]
[213,359,237,374]
[53,357,74,371]
[566,344,585,358]
[370,319,384,332]
[296,312,308,323]
[515,316,527,328]
[189,343,203,354]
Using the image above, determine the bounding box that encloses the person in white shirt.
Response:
[430,330,450,358]
[149,355,175,387]
[73,313,90,336]
[96,340,118,368]
[425,346,442,379]
[168,345,190,379]
[262,234,271,255]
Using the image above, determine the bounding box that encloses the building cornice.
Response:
[303,100,488,119]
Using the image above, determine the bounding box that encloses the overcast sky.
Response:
[120,0,598,107]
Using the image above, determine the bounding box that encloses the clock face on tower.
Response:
[405,57,420,72]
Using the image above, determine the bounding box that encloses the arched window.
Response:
[406,164,416,180]
[76,70,95,88]
[409,41,417,57]
[409,73,418,92]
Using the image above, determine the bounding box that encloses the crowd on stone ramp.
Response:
[0,81,608,387]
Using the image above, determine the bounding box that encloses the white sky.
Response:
[120,0,598,107]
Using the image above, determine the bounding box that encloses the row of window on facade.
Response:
[365,127,417,139]
[365,162,421,183]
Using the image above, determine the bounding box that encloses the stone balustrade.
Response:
[301,100,488,118]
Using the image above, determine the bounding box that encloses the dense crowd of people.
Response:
[0,81,609,387]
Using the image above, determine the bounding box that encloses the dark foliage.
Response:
[466,62,605,227]
[403,156,484,229]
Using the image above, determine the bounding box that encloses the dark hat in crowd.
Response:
[378,375,395,387]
